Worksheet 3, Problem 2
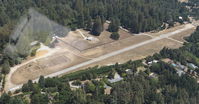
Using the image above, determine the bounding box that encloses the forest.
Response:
[186,0,199,19]
[0,0,190,52]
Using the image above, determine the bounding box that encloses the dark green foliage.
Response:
[0,93,11,104]
[30,93,48,104]
[38,76,45,88]
[22,80,33,92]
[91,16,103,36]
[2,59,10,74]
[85,16,93,31]
[110,32,120,40]
[0,0,190,42]
[187,0,199,19]
[9,98,24,104]
[71,80,81,86]
[45,78,60,88]
[186,26,199,43]
[62,65,113,81]
[84,82,96,93]
[108,18,120,32]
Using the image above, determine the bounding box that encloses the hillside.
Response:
[0,26,199,104]
[0,0,199,104]
[0,0,190,52]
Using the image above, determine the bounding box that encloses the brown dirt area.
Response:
[68,38,183,73]
[7,23,196,89]
[58,23,134,51]
[148,25,185,37]
[97,38,183,64]
[169,28,195,42]
[178,0,188,3]
[36,50,49,57]
[81,35,151,58]
[11,51,88,84]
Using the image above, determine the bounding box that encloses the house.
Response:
[171,63,177,67]
[188,63,198,69]
[179,16,183,20]
[108,73,123,83]
[142,60,148,66]
[149,73,158,79]
[170,62,186,76]
[30,41,39,46]
[176,69,185,76]
[153,60,159,63]
[147,60,159,65]
[104,84,112,95]
[135,67,146,75]
[161,58,172,63]
[106,20,111,24]
[125,69,133,74]
[184,67,188,72]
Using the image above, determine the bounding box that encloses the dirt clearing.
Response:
[169,27,195,42]
[5,23,196,91]
[11,51,88,84]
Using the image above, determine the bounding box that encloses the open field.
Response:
[169,27,196,42]
[59,23,133,51]
[11,51,88,84]
[96,38,183,65]
[178,0,188,3]
[81,35,151,58]
[5,23,196,92]
[147,24,185,37]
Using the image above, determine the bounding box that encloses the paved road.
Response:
[8,24,194,92]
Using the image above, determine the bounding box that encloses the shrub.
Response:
[110,32,120,40]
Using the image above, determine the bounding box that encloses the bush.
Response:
[110,32,120,40]
[2,60,10,74]
[31,44,40,57]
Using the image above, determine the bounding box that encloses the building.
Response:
[161,58,173,63]
[188,63,198,69]
[125,69,133,74]
[149,73,158,79]
[104,84,112,95]
[108,73,123,83]
[147,60,159,65]
[176,69,185,76]
[69,81,81,90]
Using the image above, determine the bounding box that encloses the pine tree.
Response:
[2,59,10,74]
[74,0,83,12]
[91,16,103,36]
[108,18,120,32]
[39,76,45,88]
[77,12,85,28]
[85,16,92,31]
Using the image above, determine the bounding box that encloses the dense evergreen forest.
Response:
[0,0,189,52]
[186,0,199,19]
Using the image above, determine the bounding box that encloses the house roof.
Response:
[108,73,123,83]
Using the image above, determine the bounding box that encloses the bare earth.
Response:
[5,23,196,91]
